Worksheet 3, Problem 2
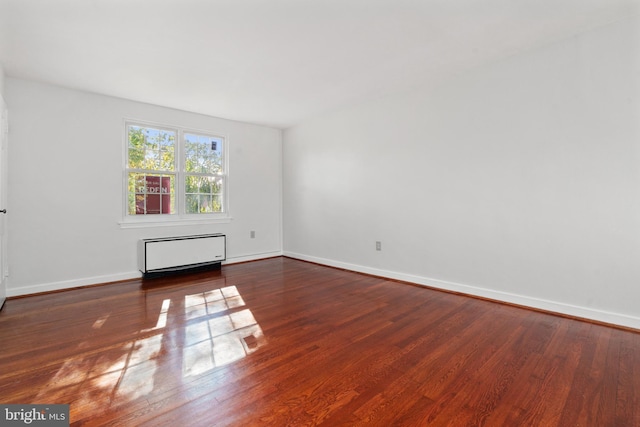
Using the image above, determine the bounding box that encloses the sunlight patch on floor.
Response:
[182,287,266,377]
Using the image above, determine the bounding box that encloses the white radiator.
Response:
[138,234,226,275]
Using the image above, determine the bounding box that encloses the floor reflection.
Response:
[35,282,266,409]
[145,298,171,331]
[36,333,162,406]
[182,286,266,376]
[101,334,162,399]
[184,286,246,319]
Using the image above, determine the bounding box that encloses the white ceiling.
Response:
[0,0,638,129]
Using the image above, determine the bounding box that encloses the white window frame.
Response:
[120,120,231,228]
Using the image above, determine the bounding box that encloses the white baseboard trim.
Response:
[7,251,284,298]
[224,250,283,265]
[7,271,141,298]
[283,251,640,330]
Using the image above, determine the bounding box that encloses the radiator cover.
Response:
[138,234,226,275]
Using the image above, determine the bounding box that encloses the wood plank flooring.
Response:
[0,257,638,426]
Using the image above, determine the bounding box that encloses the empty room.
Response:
[0,0,639,425]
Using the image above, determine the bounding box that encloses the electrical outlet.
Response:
[376,241,382,251]
[250,230,256,239]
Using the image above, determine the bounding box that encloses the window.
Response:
[124,122,227,224]
[184,133,224,214]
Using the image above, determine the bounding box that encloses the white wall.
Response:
[6,78,282,296]
[0,64,5,99]
[283,16,640,328]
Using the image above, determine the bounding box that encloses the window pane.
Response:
[212,195,222,212]
[160,147,175,170]
[128,173,175,215]
[199,195,213,213]
[184,133,223,174]
[184,175,224,213]
[185,175,199,194]
[185,194,199,214]
[199,176,212,193]
[145,150,160,169]
[211,177,222,194]
[128,147,145,169]
[128,125,175,171]
[128,126,145,149]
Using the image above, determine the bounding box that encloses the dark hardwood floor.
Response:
[0,257,638,426]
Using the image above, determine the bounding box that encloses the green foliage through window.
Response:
[125,123,225,217]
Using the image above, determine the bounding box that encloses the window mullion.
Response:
[177,130,184,216]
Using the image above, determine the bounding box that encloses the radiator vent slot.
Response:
[138,234,226,276]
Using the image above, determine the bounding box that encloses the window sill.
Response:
[118,216,233,229]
